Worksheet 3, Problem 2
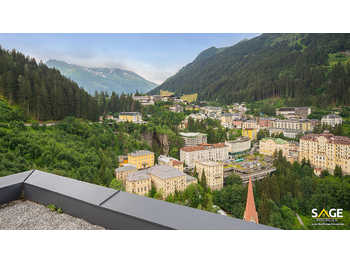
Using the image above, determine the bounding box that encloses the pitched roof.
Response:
[243,177,259,224]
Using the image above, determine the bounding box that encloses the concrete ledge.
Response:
[0,170,277,230]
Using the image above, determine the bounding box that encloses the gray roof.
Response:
[115,165,137,173]
[127,170,150,181]
[129,150,154,157]
[148,165,187,179]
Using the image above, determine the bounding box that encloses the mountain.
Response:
[0,47,98,121]
[46,59,157,95]
[150,34,350,107]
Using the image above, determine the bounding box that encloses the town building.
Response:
[180,143,229,168]
[242,120,259,129]
[127,150,155,169]
[169,104,184,113]
[225,137,251,157]
[180,132,207,146]
[132,95,154,106]
[242,128,258,140]
[125,170,152,196]
[220,113,240,128]
[299,131,350,175]
[276,107,311,119]
[195,161,224,191]
[148,165,187,197]
[185,174,198,187]
[233,120,243,129]
[259,137,290,157]
[321,114,343,127]
[243,177,259,224]
[258,117,275,128]
[115,165,138,184]
[158,155,184,172]
[119,112,143,123]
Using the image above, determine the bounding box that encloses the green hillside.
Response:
[47,59,157,95]
[150,33,350,107]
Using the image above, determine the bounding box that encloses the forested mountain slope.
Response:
[0,47,98,121]
[47,59,157,95]
[150,34,350,107]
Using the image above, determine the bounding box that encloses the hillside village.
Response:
[98,90,350,225]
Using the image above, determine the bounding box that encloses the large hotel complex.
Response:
[298,131,350,175]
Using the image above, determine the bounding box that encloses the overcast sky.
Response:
[0,33,259,84]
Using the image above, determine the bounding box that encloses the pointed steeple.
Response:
[243,176,259,224]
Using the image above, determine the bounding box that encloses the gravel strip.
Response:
[0,200,104,230]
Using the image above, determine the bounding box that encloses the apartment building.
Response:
[125,170,152,196]
[299,131,350,175]
[242,120,259,129]
[115,165,138,184]
[258,117,275,128]
[180,143,229,168]
[276,107,311,119]
[180,132,207,146]
[225,137,251,155]
[128,150,155,169]
[259,137,290,157]
[119,112,142,123]
[169,104,184,113]
[220,113,240,128]
[148,165,187,197]
[321,114,343,127]
[158,155,184,172]
[195,161,224,191]
[242,128,258,140]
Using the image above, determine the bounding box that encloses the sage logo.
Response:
[312,208,343,218]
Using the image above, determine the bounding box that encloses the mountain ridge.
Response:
[46,59,157,95]
[149,33,350,107]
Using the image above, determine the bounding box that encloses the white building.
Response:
[321,114,343,127]
[180,132,207,146]
[225,137,251,155]
[180,143,229,168]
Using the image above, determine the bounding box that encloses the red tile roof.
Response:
[243,177,259,224]
[301,132,350,145]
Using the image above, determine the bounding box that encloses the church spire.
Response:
[243,177,259,224]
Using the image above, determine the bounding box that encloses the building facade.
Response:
[321,114,343,127]
[195,161,224,191]
[259,137,290,157]
[299,131,350,175]
[180,143,229,168]
[119,112,142,123]
[148,165,187,197]
[115,165,138,184]
[242,128,258,140]
[179,132,207,146]
[125,170,152,196]
[158,155,184,172]
[128,150,155,169]
[225,137,251,155]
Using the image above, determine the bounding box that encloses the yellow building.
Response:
[195,161,224,191]
[125,170,152,196]
[148,165,187,198]
[160,90,174,97]
[115,165,138,184]
[259,137,290,157]
[181,93,198,103]
[118,112,142,123]
[299,131,350,175]
[128,150,155,169]
[242,128,258,140]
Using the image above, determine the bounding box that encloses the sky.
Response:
[0,33,259,84]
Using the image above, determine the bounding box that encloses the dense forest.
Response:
[0,46,98,121]
[0,46,142,121]
[151,34,350,107]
